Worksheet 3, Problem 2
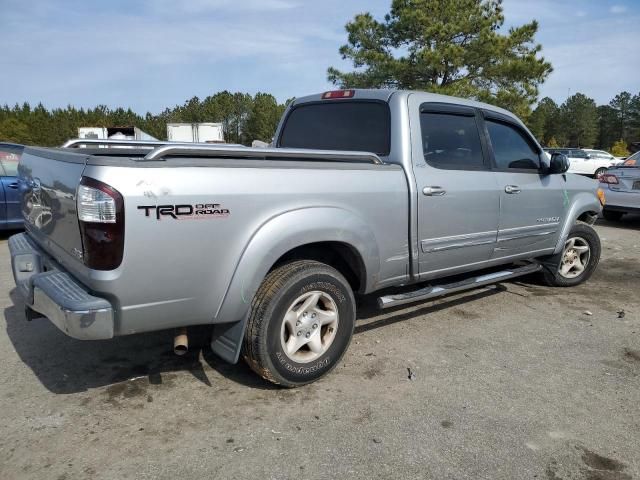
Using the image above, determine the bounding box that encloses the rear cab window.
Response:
[278,101,391,155]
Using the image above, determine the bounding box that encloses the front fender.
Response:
[554,191,601,254]
[210,207,379,363]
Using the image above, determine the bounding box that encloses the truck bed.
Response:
[18,145,408,336]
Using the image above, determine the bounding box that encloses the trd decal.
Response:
[138,203,230,220]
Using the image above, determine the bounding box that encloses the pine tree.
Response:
[328,0,552,117]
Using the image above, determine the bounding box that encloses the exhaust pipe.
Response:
[173,327,188,356]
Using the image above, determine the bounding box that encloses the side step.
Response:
[377,262,542,309]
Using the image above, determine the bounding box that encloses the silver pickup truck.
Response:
[9,89,603,387]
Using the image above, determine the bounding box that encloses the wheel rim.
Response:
[559,236,591,279]
[280,291,339,364]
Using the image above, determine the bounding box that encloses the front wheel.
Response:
[542,223,601,287]
[243,260,355,387]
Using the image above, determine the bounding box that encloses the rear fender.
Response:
[211,207,379,363]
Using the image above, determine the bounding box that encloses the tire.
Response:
[594,167,607,178]
[602,209,624,221]
[541,223,601,287]
[243,260,356,387]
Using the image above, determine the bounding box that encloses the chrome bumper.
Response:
[8,233,114,340]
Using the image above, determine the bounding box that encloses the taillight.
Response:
[599,174,619,184]
[77,177,124,270]
[322,90,355,99]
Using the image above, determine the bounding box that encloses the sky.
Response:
[1,0,638,114]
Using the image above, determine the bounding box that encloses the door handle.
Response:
[423,186,446,196]
[8,182,19,189]
[504,185,521,194]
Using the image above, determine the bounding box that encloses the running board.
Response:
[377,263,542,309]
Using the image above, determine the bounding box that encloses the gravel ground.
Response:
[0,218,639,480]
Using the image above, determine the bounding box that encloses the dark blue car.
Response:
[1,142,24,230]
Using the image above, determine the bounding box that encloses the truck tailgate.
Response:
[19,147,88,264]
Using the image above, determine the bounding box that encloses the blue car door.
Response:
[0,172,6,228]
[0,145,24,229]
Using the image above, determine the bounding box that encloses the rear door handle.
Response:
[504,185,521,194]
[423,186,446,196]
[8,182,19,189]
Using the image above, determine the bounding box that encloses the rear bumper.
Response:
[604,205,640,214]
[8,233,114,340]
[603,188,640,212]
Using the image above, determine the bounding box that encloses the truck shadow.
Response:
[0,228,22,241]
[596,213,640,231]
[3,288,275,393]
[354,284,506,333]
[3,282,512,394]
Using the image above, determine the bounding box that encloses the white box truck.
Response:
[166,123,225,143]
[77,126,158,141]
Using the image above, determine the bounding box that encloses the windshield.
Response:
[278,101,391,155]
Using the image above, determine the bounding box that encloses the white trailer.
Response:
[167,123,225,143]
[78,127,108,140]
[77,126,157,141]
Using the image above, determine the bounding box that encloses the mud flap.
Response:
[537,251,562,275]
[210,313,250,364]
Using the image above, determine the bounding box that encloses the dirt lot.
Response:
[1,218,639,480]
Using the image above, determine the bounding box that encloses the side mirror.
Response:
[549,153,570,174]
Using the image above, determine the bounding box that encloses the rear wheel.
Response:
[594,167,607,178]
[542,223,601,287]
[602,209,624,221]
[243,260,355,387]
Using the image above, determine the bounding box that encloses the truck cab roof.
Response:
[292,89,519,122]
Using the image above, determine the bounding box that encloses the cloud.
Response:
[0,0,638,113]
[0,0,349,111]
[610,5,627,14]
[538,16,640,103]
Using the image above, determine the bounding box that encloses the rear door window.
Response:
[419,112,485,170]
[486,120,541,171]
[278,101,390,155]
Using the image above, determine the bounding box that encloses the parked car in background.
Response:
[544,148,617,177]
[0,142,24,230]
[599,150,640,221]
[583,149,623,165]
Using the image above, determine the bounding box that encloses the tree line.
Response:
[0,91,288,147]
[2,88,638,155]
